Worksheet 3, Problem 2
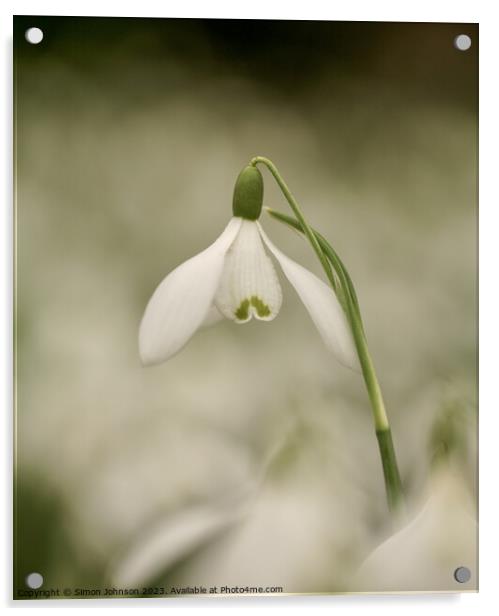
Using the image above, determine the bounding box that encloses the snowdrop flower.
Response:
[351,464,477,592]
[139,165,357,368]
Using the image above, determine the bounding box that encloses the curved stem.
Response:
[268,211,390,431]
[250,157,336,290]
[252,160,405,513]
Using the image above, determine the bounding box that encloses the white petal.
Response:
[200,304,225,329]
[257,223,359,371]
[139,217,242,365]
[351,467,477,591]
[111,502,246,588]
[215,219,282,323]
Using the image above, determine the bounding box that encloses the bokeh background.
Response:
[14,17,477,596]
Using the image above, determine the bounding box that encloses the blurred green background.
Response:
[14,17,477,596]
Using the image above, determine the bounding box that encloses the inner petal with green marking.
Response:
[249,295,271,318]
[234,299,250,321]
[235,296,272,321]
[215,219,282,323]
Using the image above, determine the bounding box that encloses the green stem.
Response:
[252,158,405,513]
[376,429,404,513]
[250,157,337,291]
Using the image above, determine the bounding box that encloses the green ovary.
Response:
[235,296,271,320]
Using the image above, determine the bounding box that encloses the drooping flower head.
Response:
[139,165,358,369]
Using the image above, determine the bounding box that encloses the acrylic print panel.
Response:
[13,16,478,599]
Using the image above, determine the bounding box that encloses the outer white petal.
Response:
[139,217,242,365]
[111,502,246,588]
[257,223,359,371]
[215,219,282,323]
[351,467,477,591]
[200,304,225,329]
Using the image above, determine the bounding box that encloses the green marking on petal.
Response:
[234,296,271,320]
[235,299,250,320]
[250,295,271,317]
